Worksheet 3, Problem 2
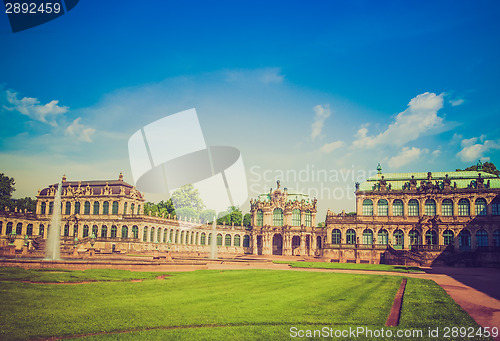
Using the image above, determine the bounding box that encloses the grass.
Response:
[0,268,486,340]
[273,261,424,273]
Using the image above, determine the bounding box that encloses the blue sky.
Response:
[1,1,500,217]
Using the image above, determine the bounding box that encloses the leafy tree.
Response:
[217,206,243,225]
[170,184,205,212]
[217,210,231,225]
[200,209,216,224]
[14,197,36,213]
[0,173,15,211]
[456,161,499,177]
[144,199,176,218]
[317,222,325,227]
[175,207,199,221]
[243,213,251,227]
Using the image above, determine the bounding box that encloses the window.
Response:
[92,225,98,237]
[392,200,403,216]
[346,229,356,244]
[217,233,223,246]
[14,223,22,235]
[41,202,46,214]
[6,222,13,234]
[158,228,162,243]
[180,231,185,244]
[273,208,283,226]
[458,199,470,216]
[378,229,388,245]
[492,199,500,216]
[234,234,241,247]
[84,201,90,215]
[123,202,128,215]
[305,210,312,227]
[442,199,453,216]
[175,230,179,244]
[225,234,232,246]
[39,224,44,237]
[83,225,89,238]
[150,227,155,242]
[109,225,117,238]
[26,224,33,236]
[494,230,500,247]
[443,230,454,245]
[409,229,420,245]
[122,225,128,238]
[93,202,100,215]
[476,229,488,247]
[377,199,388,216]
[256,210,263,226]
[459,230,471,250]
[132,226,138,239]
[425,230,437,245]
[208,233,211,245]
[393,229,404,248]
[73,224,78,237]
[74,202,80,214]
[408,199,419,216]
[200,232,206,245]
[331,229,341,244]
[475,198,487,216]
[101,225,108,238]
[292,209,301,226]
[131,203,135,215]
[169,229,174,243]
[362,199,373,216]
[424,199,436,216]
[64,224,69,236]
[243,235,250,247]
[103,201,109,215]
[65,202,71,215]
[362,229,373,244]
[137,205,141,214]
[112,201,119,215]
[163,229,167,243]
[49,202,54,214]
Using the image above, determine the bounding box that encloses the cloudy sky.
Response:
[1,1,500,217]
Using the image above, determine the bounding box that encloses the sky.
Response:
[1,1,500,218]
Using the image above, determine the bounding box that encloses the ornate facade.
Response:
[250,181,320,256]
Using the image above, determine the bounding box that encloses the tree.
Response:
[456,161,499,177]
[217,206,242,225]
[0,173,15,211]
[243,213,251,227]
[170,184,205,212]
[14,197,36,213]
[200,209,216,224]
[175,207,199,221]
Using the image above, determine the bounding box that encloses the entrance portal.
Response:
[257,235,263,255]
[272,234,283,255]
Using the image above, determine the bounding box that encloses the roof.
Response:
[38,178,143,199]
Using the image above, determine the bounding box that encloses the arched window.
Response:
[6,222,13,234]
[475,198,487,216]
[377,199,388,216]
[217,233,223,246]
[392,200,403,216]
[132,226,138,239]
[41,202,46,215]
[111,225,117,238]
[158,228,162,243]
[442,199,453,216]
[234,234,241,247]
[103,202,109,215]
[408,199,419,216]
[39,224,44,237]
[92,225,98,237]
[458,199,470,216]
[208,233,212,245]
[331,229,341,244]
[305,210,312,227]
[138,205,141,214]
[131,203,135,215]
[243,235,250,247]
[49,202,54,214]
[492,199,500,216]
[63,224,69,237]
[346,229,356,244]
[256,210,263,226]
[82,225,88,238]
[443,229,454,245]
[393,229,404,249]
[273,208,283,226]
[123,202,128,215]
[292,209,301,226]
[101,225,108,238]
[476,229,488,247]
[84,201,90,215]
[175,230,179,244]
[150,227,155,242]
[424,199,436,216]
[180,231,185,244]
[93,202,100,215]
[494,230,500,247]
[425,230,437,245]
[378,229,388,245]
[122,225,128,238]
[73,224,78,237]
[409,229,420,245]
[163,229,167,243]
[26,224,33,236]
[65,202,71,215]
[74,202,80,214]
[362,229,373,244]
[112,201,119,215]
[459,229,471,250]
[225,234,232,246]
[200,232,206,245]
[169,229,174,243]
[362,199,373,216]
[143,227,148,241]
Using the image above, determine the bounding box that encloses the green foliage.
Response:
[200,209,216,223]
[171,184,205,212]
[175,207,199,221]
[243,213,251,227]
[13,197,36,213]
[317,222,325,227]
[217,206,242,225]
[0,173,15,211]
[143,199,176,218]
[456,161,499,177]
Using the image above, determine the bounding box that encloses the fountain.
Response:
[45,182,62,260]
[209,217,218,260]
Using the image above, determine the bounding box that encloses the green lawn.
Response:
[273,261,424,273]
[0,268,486,340]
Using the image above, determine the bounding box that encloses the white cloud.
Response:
[449,99,464,106]
[456,136,500,162]
[388,147,426,168]
[65,117,96,143]
[432,149,440,157]
[224,67,284,85]
[258,68,284,84]
[4,90,68,126]
[320,140,344,153]
[352,92,446,149]
[311,104,331,140]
